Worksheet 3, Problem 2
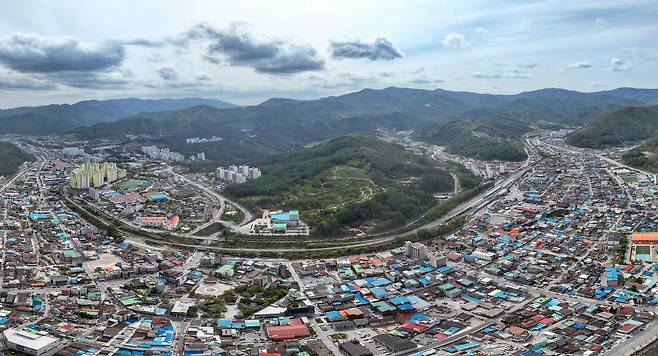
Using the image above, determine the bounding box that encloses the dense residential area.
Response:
[0,121,656,356]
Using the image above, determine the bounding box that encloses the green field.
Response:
[193,222,224,236]
[636,245,651,255]
[622,175,638,184]
[114,179,147,189]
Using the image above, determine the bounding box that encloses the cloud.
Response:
[472,70,530,79]
[195,73,211,81]
[0,33,124,73]
[608,57,632,71]
[408,75,444,86]
[45,68,134,89]
[123,38,165,48]
[329,37,402,61]
[524,62,539,69]
[594,17,606,28]
[157,67,179,81]
[179,24,324,74]
[307,72,372,90]
[442,32,468,48]
[565,61,592,70]
[0,76,57,90]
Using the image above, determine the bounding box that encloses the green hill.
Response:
[0,142,35,176]
[225,135,478,237]
[623,138,658,172]
[566,105,658,148]
[421,117,530,161]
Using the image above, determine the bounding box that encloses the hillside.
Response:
[0,97,237,135]
[566,105,658,148]
[225,135,478,237]
[0,142,35,176]
[422,117,531,161]
[623,138,658,172]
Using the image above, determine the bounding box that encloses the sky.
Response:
[0,0,657,107]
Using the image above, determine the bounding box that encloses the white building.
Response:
[473,249,495,261]
[405,241,428,261]
[2,328,62,356]
[217,165,260,184]
[171,298,196,318]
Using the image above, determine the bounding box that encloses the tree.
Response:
[107,223,124,242]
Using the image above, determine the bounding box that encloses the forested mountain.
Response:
[623,138,658,172]
[566,105,658,148]
[0,142,35,176]
[422,117,531,161]
[66,87,658,162]
[0,97,237,134]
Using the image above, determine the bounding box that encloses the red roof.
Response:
[632,232,658,243]
[266,319,310,341]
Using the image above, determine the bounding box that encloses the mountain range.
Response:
[0,97,237,135]
[3,86,658,162]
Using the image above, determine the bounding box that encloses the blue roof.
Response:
[271,213,290,221]
[326,311,342,321]
[148,193,168,201]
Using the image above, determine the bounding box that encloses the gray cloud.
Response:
[158,67,179,81]
[124,38,165,48]
[408,75,444,85]
[329,38,402,61]
[180,24,324,74]
[45,69,134,89]
[565,61,591,70]
[0,33,124,73]
[0,77,57,90]
[195,73,211,81]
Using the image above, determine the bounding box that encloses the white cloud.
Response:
[442,32,468,48]
[607,57,632,72]
[472,70,530,79]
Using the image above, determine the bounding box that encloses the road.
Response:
[603,318,658,355]
[395,321,493,356]
[168,166,254,226]
[285,262,340,356]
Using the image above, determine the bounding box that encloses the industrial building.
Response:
[2,328,62,356]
